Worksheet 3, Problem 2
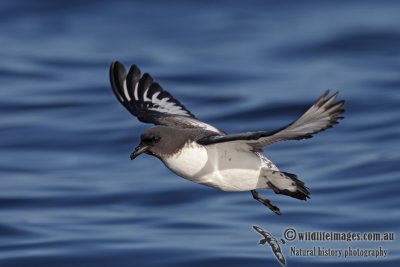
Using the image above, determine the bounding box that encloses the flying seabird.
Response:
[109,62,345,215]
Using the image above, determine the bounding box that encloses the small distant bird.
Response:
[109,62,345,215]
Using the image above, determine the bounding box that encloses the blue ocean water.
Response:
[1,0,399,266]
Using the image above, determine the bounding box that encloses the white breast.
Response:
[163,142,209,179]
[162,142,273,192]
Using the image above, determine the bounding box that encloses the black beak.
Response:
[130,143,149,160]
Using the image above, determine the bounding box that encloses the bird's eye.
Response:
[152,136,160,143]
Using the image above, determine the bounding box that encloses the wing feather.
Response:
[109,61,223,134]
[198,91,345,150]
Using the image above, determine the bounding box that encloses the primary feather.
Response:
[198,90,345,151]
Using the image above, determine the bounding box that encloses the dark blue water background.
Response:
[1,1,399,266]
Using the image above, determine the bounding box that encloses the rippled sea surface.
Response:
[1,1,399,266]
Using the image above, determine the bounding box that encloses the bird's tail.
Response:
[260,169,310,200]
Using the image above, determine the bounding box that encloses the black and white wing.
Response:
[198,91,345,151]
[109,61,223,134]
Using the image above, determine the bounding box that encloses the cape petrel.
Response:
[109,62,345,215]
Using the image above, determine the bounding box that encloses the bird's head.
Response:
[130,126,186,160]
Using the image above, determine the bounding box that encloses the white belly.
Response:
[162,142,278,191]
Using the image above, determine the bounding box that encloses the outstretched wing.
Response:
[109,61,223,134]
[198,91,345,151]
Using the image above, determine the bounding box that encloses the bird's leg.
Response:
[251,190,282,215]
